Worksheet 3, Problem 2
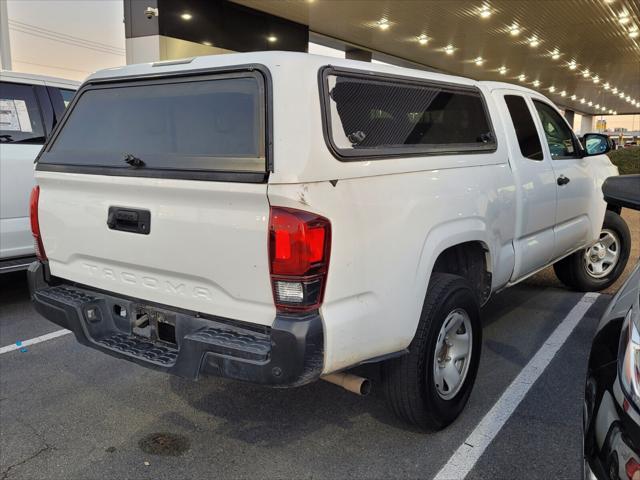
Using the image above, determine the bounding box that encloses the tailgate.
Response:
[34,68,276,325]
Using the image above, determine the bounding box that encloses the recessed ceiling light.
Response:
[498,66,507,75]
[377,18,390,30]
[604,82,610,90]
[618,12,630,24]
[474,56,484,66]
[568,60,577,70]
[627,96,632,101]
[551,48,560,60]
[582,69,590,78]
[180,12,192,20]
[529,35,539,47]
[571,94,577,100]
[202,41,212,46]
[549,86,556,92]
[267,35,278,43]
[630,26,639,38]
[418,34,429,45]
[592,75,600,83]
[580,98,586,103]
[613,87,618,94]
[518,74,526,82]
[509,23,521,36]
[561,90,567,97]
[533,80,541,87]
[595,104,600,108]
[588,101,593,106]
[620,91,625,98]
[613,111,617,115]
[608,109,613,114]
[444,44,455,55]
[479,5,492,18]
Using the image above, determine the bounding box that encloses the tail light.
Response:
[29,186,47,261]
[269,206,331,312]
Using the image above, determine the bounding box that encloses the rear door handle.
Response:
[107,207,151,234]
[557,175,570,186]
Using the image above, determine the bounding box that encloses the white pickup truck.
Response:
[0,71,78,273]
[28,52,630,430]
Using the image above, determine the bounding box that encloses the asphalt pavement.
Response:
[0,268,611,480]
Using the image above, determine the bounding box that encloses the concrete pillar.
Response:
[345,47,372,62]
[564,109,575,129]
[580,115,595,135]
[124,0,161,64]
[0,0,12,70]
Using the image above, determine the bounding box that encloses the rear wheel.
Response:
[381,273,481,431]
[553,210,630,291]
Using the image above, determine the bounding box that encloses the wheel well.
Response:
[432,242,492,304]
[607,203,622,215]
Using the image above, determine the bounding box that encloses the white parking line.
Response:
[434,291,600,480]
[0,329,72,355]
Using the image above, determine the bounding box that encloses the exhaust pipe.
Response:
[321,373,371,396]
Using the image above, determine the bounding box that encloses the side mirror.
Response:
[602,175,640,211]
[582,133,611,156]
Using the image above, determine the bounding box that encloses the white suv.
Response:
[27,53,628,430]
[0,71,78,273]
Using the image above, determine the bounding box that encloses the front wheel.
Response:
[553,210,631,292]
[381,273,482,431]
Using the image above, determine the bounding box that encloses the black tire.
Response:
[381,273,481,431]
[553,210,631,292]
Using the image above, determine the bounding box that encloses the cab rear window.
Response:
[40,72,267,176]
[321,68,496,159]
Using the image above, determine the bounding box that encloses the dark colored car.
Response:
[584,175,640,480]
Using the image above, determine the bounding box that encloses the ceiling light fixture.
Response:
[630,26,639,38]
[620,91,625,98]
[479,5,492,18]
[618,12,630,24]
[561,90,567,97]
[580,98,586,103]
[582,69,590,78]
[549,86,556,92]
[604,82,610,90]
[529,35,539,47]
[509,23,521,36]
[444,44,455,55]
[474,56,484,65]
[533,80,541,87]
[418,34,429,45]
[202,41,212,46]
[551,48,560,60]
[592,75,600,83]
[568,60,577,70]
[498,66,507,75]
[267,35,278,43]
[377,18,390,30]
[180,12,192,20]
[613,87,618,94]
[518,74,526,82]
[588,101,593,106]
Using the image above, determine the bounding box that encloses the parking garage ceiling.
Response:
[232,0,640,115]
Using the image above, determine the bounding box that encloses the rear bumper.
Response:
[28,262,323,387]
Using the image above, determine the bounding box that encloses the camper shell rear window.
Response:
[320,67,497,160]
[38,68,270,182]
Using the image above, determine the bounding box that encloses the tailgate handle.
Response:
[107,207,151,235]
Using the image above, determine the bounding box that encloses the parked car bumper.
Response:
[28,261,324,387]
